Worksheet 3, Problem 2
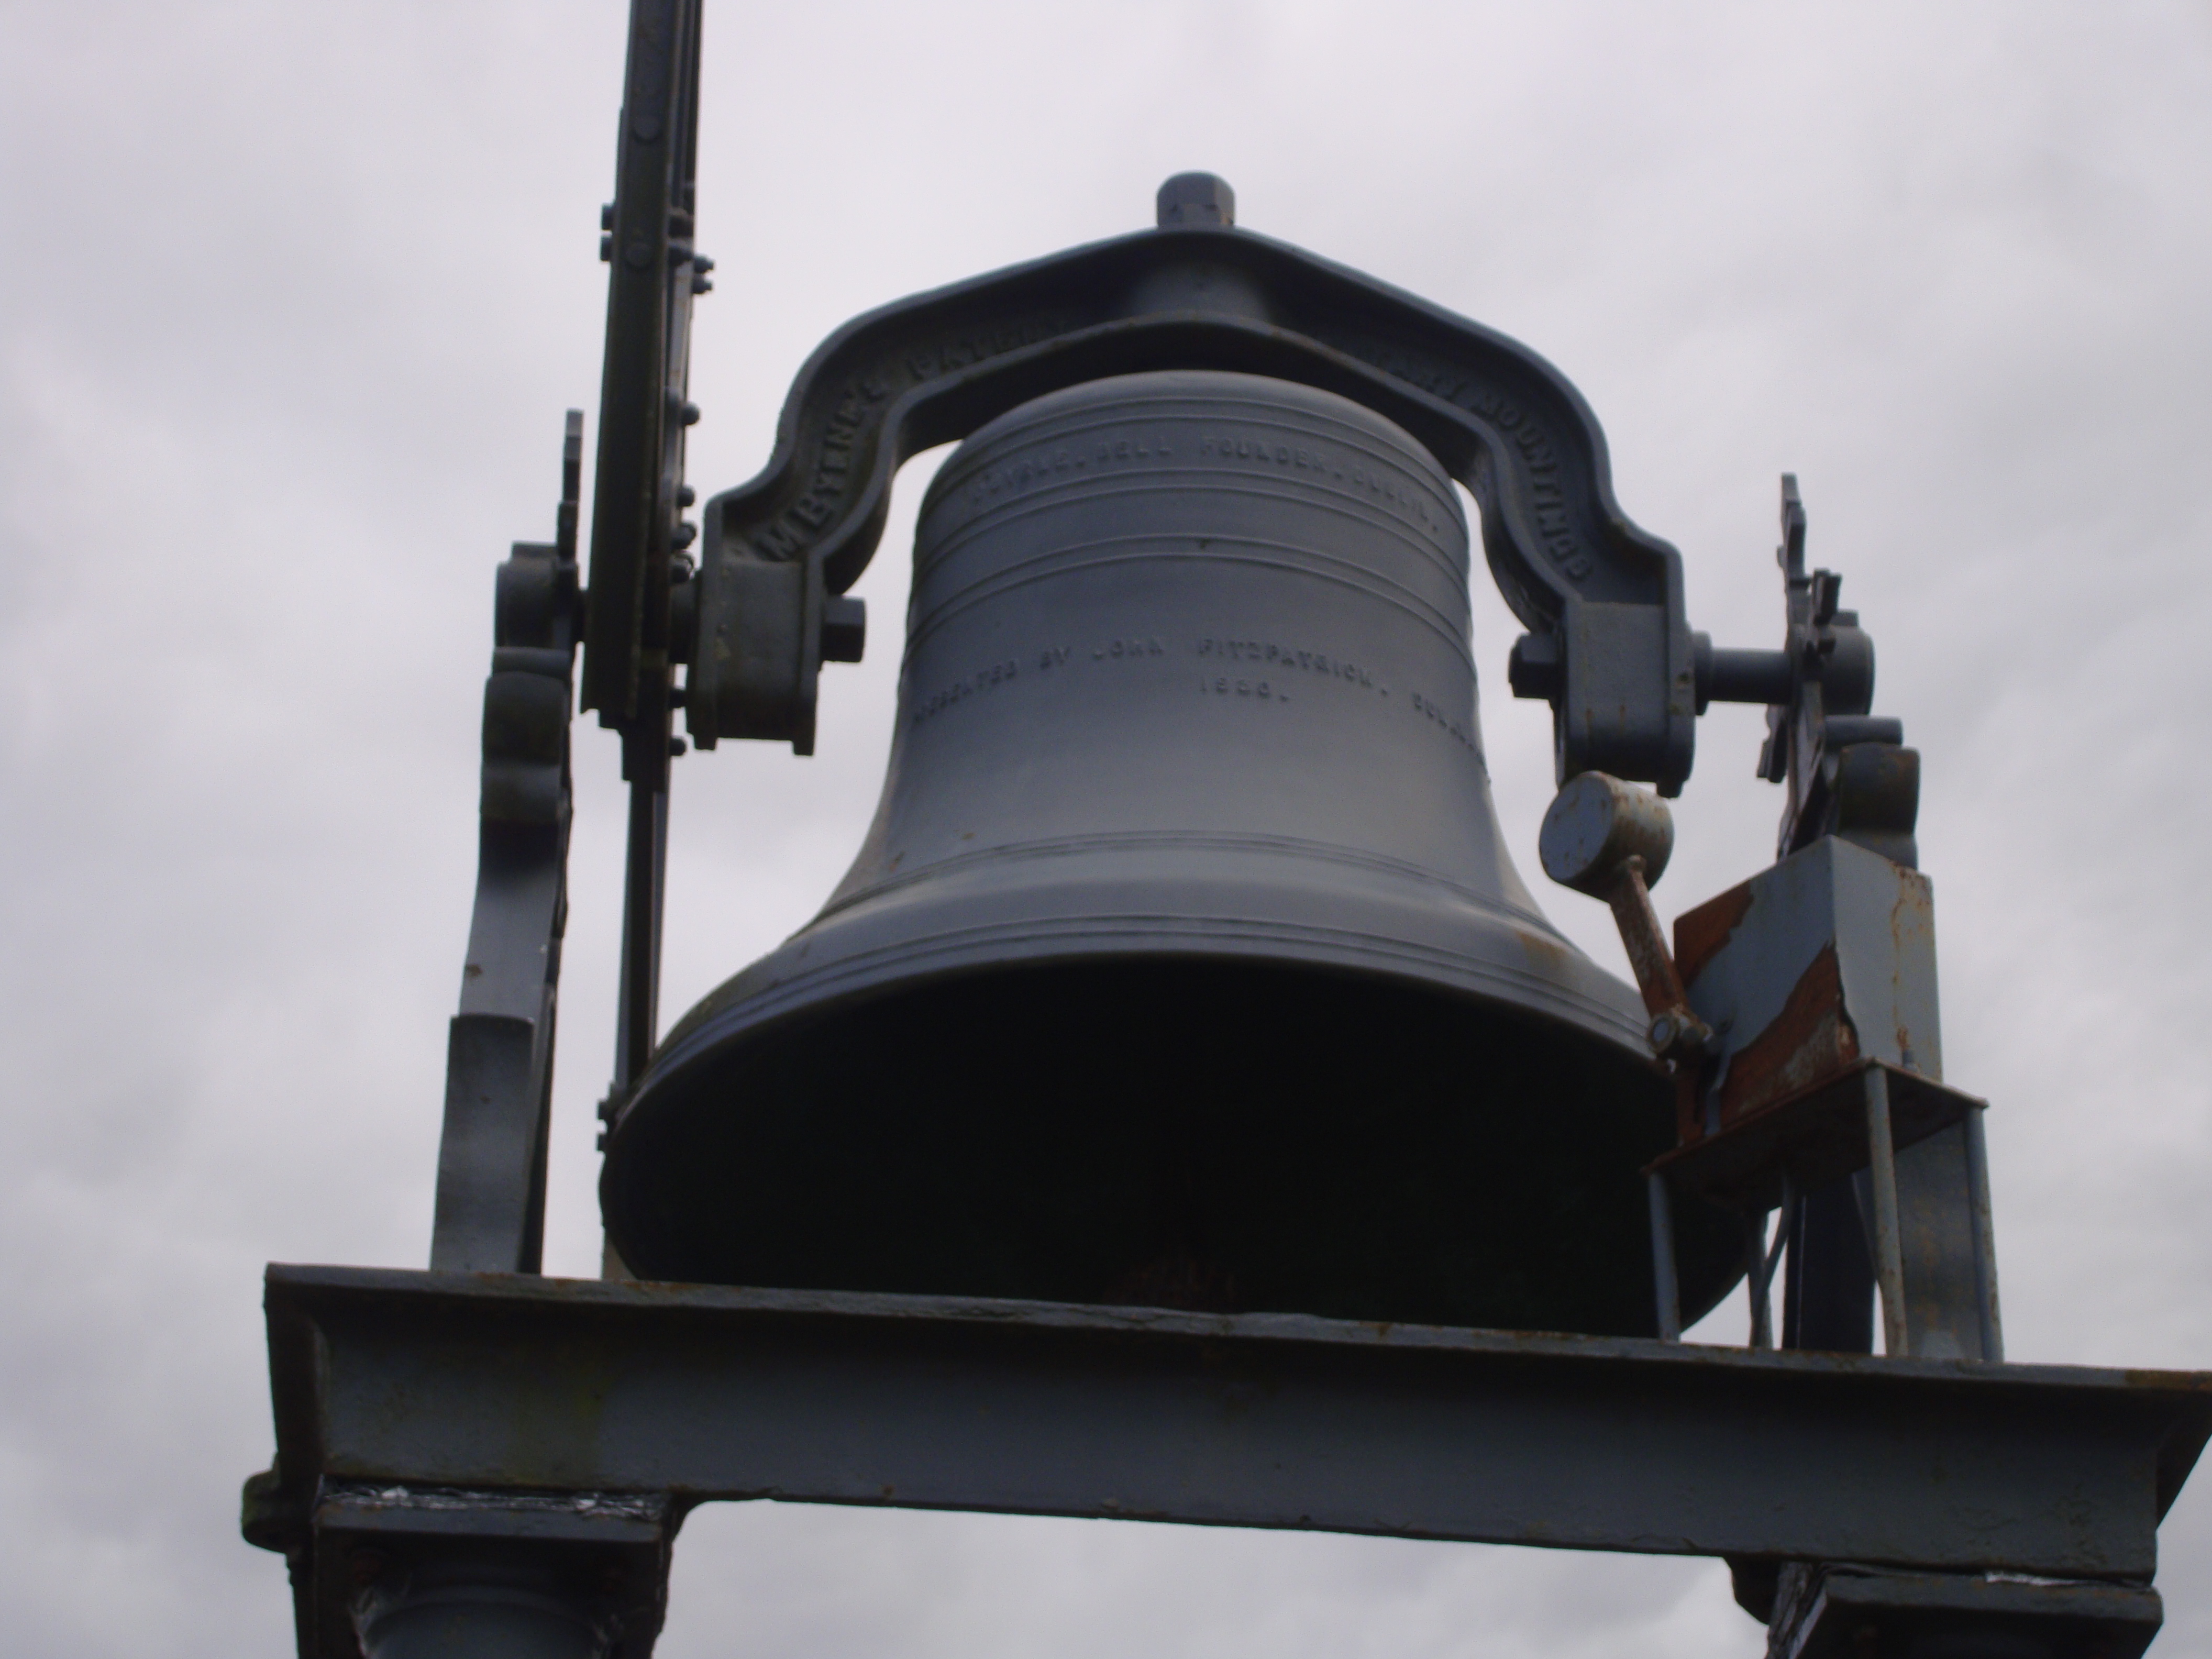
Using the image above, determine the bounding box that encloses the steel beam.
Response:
[254,1265,2211,1586]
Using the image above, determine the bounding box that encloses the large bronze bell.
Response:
[602,369,1739,1334]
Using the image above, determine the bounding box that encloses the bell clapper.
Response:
[1538,772,1712,1068]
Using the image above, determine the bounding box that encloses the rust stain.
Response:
[1674,879,1754,992]
[1710,943,1857,1134]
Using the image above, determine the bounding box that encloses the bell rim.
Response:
[614,922,1656,1148]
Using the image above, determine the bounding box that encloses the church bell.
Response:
[601,369,1740,1335]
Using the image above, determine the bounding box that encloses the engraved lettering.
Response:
[1410,691,1481,754]
[911,658,1021,726]
[752,516,808,561]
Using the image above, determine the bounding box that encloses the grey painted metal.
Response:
[1894,1118,2002,1362]
[1965,1103,2005,1362]
[429,415,583,1274]
[1683,835,1944,1099]
[1664,832,1998,1362]
[327,1496,668,1659]
[1536,771,1711,1069]
[602,371,1741,1333]
[1539,771,1675,895]
[644,371,1638,1063]
[1866,1068,1911,1357]
[1156,172,1235,227]
[252,1266,2212,1583]
[1746,475,1917,868]
[578,0,706,1168]
[679,181,1704,794]
[1646,1172,1681,1342]
[352,1553,613,1659]
[1765,1564,2163,1659]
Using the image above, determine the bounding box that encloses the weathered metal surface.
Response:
[1538,771,1711,1070]
[1742,475,1919,868]
[1766,1563,2163,1659]
[580,0,702,729]
[252,1266,2212,1582]
[606,371,1742,1337]
[315,1489,671,1659]
[1676,835,1943,1136]
[577,0,705,1161]
[677,174,1700,790]
[1648,1060,1977,1213]
[428,415,583,1275]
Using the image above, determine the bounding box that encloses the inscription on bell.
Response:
[912,658,1020,725]
[1197,637,1386,696]
[967,432,1180,508]
[1196,431,1443,534]
[1200,676,1285,701]
[1409,690,1480,754]
[1094,637,1166,660]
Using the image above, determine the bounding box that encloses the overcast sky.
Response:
[4,2,2212,1655]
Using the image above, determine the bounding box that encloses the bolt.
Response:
[1157,172,1236,228]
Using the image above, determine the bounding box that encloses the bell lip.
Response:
[601,937,1663,1237]
[599,944,1738,1332]
[621,916,1654,1137]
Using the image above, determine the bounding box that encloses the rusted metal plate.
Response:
[1648,1060,1981,1212]
[1676,836,1943,1140]
[254,1266,2212,1583]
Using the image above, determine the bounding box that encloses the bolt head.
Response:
[1157,172,1235,228]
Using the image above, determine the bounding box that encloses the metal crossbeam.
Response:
[259,1266,2212,1583]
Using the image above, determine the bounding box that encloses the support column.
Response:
[355,1551,612,1659]
[1764,1562,2161,1659]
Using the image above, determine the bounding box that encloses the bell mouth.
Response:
[602,956,1742,1336]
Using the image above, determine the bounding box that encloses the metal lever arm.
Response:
[1538,772,1709,1065]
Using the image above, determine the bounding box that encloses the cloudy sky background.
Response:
[4,2,2211,1654]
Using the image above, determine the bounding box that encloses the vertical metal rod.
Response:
[1744,1180,1794,1351]
[612,765,669,1095]
[1746,1211,1774,1350]
[1963,1105,2004,1363]
[1865,1067,1910,1357]
[1648,1172,1681,1342]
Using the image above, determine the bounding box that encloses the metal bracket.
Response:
[1746,474,1918,865]
[683,174,1698,787]
[428,414,583,1275]
[1764,1562,2163,1659]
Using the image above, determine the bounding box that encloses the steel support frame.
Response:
[249,1265,2212,1658]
